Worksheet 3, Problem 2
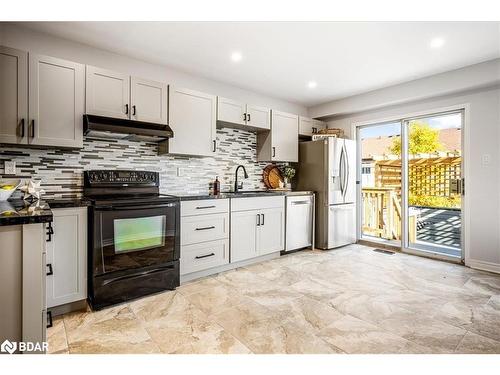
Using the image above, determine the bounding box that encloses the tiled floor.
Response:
[47,244,500,354]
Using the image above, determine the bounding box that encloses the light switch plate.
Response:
[481,154,491,166]
[4,161,16,175]
[177,167,183,177]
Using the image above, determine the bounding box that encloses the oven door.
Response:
[92,202,180,277]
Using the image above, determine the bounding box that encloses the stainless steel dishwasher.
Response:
[285,194,314,252]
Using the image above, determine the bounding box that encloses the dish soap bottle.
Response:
[213,176,220,195]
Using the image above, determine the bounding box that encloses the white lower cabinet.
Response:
[46,207,87,308]
[180,199,229,276]
[230,196,285,263]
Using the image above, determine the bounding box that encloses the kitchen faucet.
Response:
[234,165,249,193]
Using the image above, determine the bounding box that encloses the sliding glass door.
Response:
[403,111,463,258]
[357,109,464,260]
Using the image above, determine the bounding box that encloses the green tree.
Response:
[389,121,442,155]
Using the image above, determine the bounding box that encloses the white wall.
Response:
[0,23,307,116]
[324,87,500,272]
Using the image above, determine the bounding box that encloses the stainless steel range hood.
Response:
[83,114,173,142]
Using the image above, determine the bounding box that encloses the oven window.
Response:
[114,215,166,253]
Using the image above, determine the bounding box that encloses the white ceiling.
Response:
[20,22,500,106]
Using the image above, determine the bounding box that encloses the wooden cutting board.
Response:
[263,164,283,189]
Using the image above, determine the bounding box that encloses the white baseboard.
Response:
[466,259,500,274]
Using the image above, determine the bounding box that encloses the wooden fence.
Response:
[362,187,416,241]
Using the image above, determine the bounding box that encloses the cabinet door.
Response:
[0,46,28,144]
[86,65,130,119]
[29,54,84,148]
[257,207,285,255]
[130,76,168,124]
[217,96,246,126]
[167,86,216,156]
[299,116,314,136]
[230,210,259,263]
[271,110,299,162]
[246,104,271,130]
[313,119,326,134]
[46,208,87,308]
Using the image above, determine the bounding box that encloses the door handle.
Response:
[247,113,251,122]
[46,263,53,276]
[132,105,136,116]
[195,253,215,259]
[291,200,310,205]
[30,119,35,138]
[125,104,129,115]
[261,213,265,225]
[195,226,215,231]
[213,140,216,152]
[272,147,276,158]
[196,205,216,210]
[46,222,54,242]
[20,118,25,137]
[243,113,247,122]
[46,311,53,329]
[256,213,261,226]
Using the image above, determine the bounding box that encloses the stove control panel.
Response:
[85,170,159,185]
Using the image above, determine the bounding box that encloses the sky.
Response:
[359,113,462,139]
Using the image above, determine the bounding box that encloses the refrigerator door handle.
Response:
[342,144,349,199]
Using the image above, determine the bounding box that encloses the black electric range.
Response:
[84,170,180,310]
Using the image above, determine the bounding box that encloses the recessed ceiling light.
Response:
[430,37,445,49]
[230,51,242,62]
[307,81,317,89]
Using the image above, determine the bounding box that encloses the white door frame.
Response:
[352,103,470,264]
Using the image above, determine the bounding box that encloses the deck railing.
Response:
[362,187,416,241]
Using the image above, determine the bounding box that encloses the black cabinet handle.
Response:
[125,104,129,115]
[20,118,25,137]
[261,213,265,225]
[196,205,216,210]
[195,253,215,259]
[46,222,54,242]
[243,113,247,122]
[46,263,53,276]
[312,127,317,134]
[132,105,136,116]
[272,147,276,158]
[195,226,215,231]
[31,119,35,138]
[213,140,216,152]
[46,311,53,328]
[256,213,261,226]
[247,113,251,122]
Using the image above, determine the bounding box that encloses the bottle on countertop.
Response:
[213,176,220,195]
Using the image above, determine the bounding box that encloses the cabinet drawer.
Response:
[181,213,229,245]
[181,199,229,217]
[181,239,229,275]
[231,195,285,212]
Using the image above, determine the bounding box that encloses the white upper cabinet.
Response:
[299,116,326,137]
[86,66,130,119]
[29,54,84,148]
[130,77,168,124]
[165,86,216,157]
[0,46,28,145]
[217,97,246,126]
[258,110,298,162]
[217,97,270,131]
[246,104,271,130]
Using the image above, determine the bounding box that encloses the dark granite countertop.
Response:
[0,199,53,226]
[44,198,91,209]
[178,190,314,201]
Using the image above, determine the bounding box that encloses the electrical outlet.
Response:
[4,161,16,175]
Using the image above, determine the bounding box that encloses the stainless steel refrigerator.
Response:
[296,137,356,249]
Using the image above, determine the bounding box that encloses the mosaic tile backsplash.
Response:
[0,128,285,199]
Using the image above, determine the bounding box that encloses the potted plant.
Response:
[282,166,296,190]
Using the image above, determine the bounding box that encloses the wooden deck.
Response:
[413,206,461,249]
